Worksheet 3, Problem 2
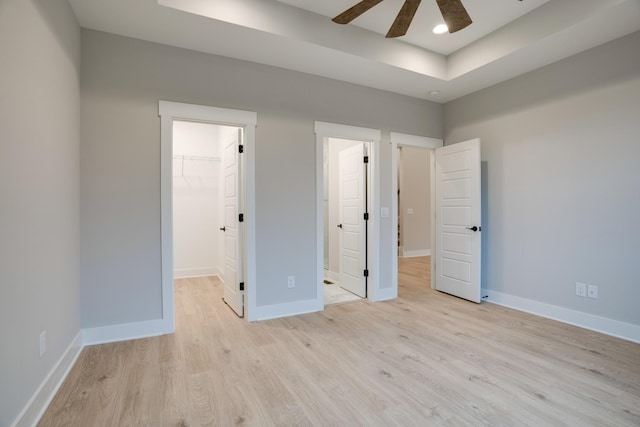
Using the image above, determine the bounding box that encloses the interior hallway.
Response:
[38,258,640,426]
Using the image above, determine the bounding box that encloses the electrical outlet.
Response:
[39,331,46,358]
[287,275,295,289]
[575,282,587,297]
[587,285,598,299]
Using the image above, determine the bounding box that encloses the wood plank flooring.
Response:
[39,257,640,426]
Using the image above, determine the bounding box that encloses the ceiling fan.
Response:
[332,0,474,38]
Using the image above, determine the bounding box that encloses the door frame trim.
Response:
[315,122,381,306]
[159,100,258,327]
[390,132,443,295]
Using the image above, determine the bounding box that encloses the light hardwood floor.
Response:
[39,257,640,426]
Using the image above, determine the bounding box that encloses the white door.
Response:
[434,139,482,303]
[338,143,367,298]
[222,129,244,316]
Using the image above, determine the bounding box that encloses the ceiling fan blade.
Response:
[332,0,385,25]
[435,0,472,33]
[386,0,421,38]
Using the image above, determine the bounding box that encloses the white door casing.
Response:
[434,139,482,303]
[160,100,257,328]
[223,129,244,316]
[338,143,367,298]
[315,122,381,307]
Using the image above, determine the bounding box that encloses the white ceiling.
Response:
[68,0,640,103]
[276,0,551,55]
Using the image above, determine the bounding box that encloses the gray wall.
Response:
[444,31,640,326]
[0,0,81,425]
[80,30,442,326]
[399,146,431,255]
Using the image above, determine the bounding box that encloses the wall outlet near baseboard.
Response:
[575,282,587,297]
[587,285,598,299]
[287,275,295,288]
[39,331,46,358]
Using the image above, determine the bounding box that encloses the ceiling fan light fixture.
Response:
[332,0,472,38]
[433,24,448,34]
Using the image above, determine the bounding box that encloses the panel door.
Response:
[338,143,367,298]
[222,129,244,316]
[434,139,481,303]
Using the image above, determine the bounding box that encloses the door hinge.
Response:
[364,156,369,164]
[239,282,245,291]
[238,144,244,154]
[364,269,369,277]
[239,213,244,222]
[364,212,369,221]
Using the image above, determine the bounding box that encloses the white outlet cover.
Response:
[587,285,598,299]
[380,207,390,218]
[575,282,587,297]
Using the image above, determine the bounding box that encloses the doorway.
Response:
[315,122,382,308]
[172,121,245,316]
[396,145,432,295]
[159,101,258,329]
[323,137,370,305]
[172,121,232,279]
[390,132,443,297]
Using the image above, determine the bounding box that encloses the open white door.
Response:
[338,143,367,298]
[434,139,481,303]
[222,129,244,316]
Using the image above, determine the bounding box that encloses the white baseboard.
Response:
[400,249,431,258]
[82,318,173,346]
[254,298,322,321]
[174,266,222,279]
[11,332,83,427]
[486,290,640,344]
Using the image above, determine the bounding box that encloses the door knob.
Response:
[466,226,480,232]
[219,226,226,232]
[337,224,343,229]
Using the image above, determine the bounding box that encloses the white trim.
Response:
[390,133,443,295]
[400,249,431,258]
[368,135,382,302]
[254,299,321,321]
[159,101,257,126]
[174,267,222,279]
[429,151,436,289]
[10,332,83,427]
[315,121,381,142]
[315,122,382,306]
[159,101,258,322]
[390,132,443,149]
[82,319,172,346]
[486,290,640,344]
